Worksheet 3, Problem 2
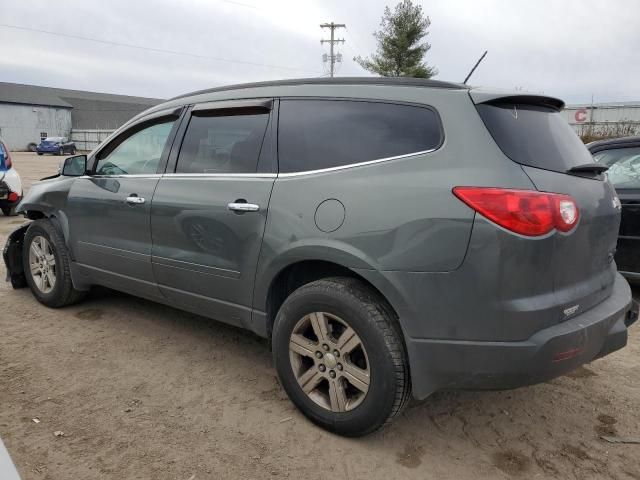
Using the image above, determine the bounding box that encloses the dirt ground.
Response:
[1,152,639,480]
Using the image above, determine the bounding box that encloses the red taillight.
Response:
[453,187,579,237]
[8,192,18,202]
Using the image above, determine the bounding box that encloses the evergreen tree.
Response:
[355,0,437,78]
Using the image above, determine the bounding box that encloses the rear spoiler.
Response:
[469,88,565,111]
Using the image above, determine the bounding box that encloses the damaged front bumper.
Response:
[2,223,29,288]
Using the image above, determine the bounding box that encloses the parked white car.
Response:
[0,141,23,216]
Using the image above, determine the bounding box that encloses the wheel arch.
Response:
[257,255,411,344]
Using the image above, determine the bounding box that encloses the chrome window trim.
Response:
[162,173,277,179]
[79,173,277,179]
[277,148,437,177]
[80,174,163,179]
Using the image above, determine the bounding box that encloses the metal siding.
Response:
[562,103,640,135]
[0,103,72,150]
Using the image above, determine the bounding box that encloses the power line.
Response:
[0,23,319,74]
[320,22,345,78]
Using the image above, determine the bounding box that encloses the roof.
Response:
[587,135,640,151]
[171,77,468,101]
[0,82,163,129]
[0,82,161,110]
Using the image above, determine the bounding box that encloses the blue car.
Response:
[36,136,76,156]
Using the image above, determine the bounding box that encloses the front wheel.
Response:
[272,277,410,437]
[23,219,86,307]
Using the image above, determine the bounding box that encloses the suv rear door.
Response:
[473,92,622,320]
[150,99,276,329]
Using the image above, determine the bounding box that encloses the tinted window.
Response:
[477,103,593,173]
[176,111,269,174]
[96,120,175,175]
[594,147,640,189]
[278,100,442,173]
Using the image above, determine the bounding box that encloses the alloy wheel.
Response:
[289,312,370,412]
[28,235,56,294]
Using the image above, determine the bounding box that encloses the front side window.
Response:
[95,120,175,175]
[176,110,269,174]
[594,147,640,189]
[278,99,442,173]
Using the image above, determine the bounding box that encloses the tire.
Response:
[272,277,410,437]
[71,148,76,155]
[10,274,27,289]
[22,219,86,307]
[27,142,37,152]
[37,153,43,156]
[1,206,16,216]
[58,147,64,156]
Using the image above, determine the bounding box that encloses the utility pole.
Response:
[320,22,345,77]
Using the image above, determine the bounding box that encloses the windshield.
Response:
[477,103,593,173]
[44,137,63,142]
[594,146,640,189]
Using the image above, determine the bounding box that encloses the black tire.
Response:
[1,206,16,216]
[22,219,86,307]
[272,277,410,437]
[71,147,76,155]
[10,274,27,289]
[37,152,43,156]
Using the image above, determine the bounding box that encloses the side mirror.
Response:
[61,155,87,176]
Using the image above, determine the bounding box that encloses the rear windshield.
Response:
[477,103,593,173]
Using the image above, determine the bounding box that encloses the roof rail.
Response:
[170,77,468,101]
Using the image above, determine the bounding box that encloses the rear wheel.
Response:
[23,219,86,307]
[272,277,410,437]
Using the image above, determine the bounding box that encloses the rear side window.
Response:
[594,147,640,189]
[477,103,593,173]
[176,110,269,174]
[278,99,442,173]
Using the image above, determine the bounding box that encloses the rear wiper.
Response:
[567,163,609,174]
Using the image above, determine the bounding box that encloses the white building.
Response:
[561,101,640,138]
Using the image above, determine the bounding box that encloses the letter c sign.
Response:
[575,109,588,123]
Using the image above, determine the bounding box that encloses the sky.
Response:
[0,0,638,105]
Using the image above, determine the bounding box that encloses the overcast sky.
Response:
[1,0,638,104]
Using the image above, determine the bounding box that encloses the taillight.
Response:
[453,187,579,237]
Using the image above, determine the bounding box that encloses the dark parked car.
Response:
[589,135,640,281]
[36,137,76,156]
[3,78,637,436]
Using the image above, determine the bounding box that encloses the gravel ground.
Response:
[1,152,639,480]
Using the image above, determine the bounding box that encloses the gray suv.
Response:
[3,78,637,437]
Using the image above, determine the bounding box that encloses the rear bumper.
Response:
[407,273,636,399]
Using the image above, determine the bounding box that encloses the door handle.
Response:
[228,201,259,213]
[126,195,145,205]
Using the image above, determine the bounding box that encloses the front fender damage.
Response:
[2,223,30,288]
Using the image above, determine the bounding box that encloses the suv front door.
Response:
[150,99,276,329]
[66,109,182,299]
